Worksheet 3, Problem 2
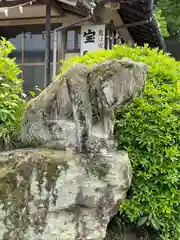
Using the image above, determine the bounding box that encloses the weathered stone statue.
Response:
[0,58,147,240]
[21,59,147,154]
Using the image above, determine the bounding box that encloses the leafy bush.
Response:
[60,45,180,240]
[155,8,169,37]
[0,38,26,149]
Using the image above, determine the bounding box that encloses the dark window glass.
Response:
[77,32,81,49]
[67,31,75,50]
[65,28,81,52]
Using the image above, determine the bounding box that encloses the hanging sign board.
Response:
[81,24,105,55]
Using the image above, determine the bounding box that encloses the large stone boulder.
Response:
[11,58,147,239]
[0,148,131,240]
[21,59,147,152]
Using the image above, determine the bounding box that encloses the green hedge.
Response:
[61,44,180,240]
[0,38,26,149]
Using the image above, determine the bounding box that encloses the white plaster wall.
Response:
[0,4,58,20]
[0,4,133,61]
[65,52,80,61]
[0,5,83,26]
[0,3,133,45]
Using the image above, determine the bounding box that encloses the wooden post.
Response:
[21,31,25,79]
[44,0,52,88]
[52,29,57,81]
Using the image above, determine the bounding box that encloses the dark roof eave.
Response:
[116,0,166,50]
[148,0,166,51]
[151,16,166,51]
[54,0,89,17]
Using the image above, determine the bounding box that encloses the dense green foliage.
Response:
[61,45,180,240]
[157,0,180,37]
[0,38,26,149]
[155,8,169,37]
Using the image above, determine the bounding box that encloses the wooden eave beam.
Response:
[116,19,151,29]
[0,0,33,7]
[51,0,65,16]
[120,5,151,19]
[0,0,65,17]
[99,0,140,4]
[129,29,158,43]
[57,2,87,16]
[119,14,156,32]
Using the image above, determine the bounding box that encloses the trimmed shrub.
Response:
[60,44,180,240]
[0,38,26,149]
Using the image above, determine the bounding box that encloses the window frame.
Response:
[65,27,81,53]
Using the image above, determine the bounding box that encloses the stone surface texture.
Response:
[0,148,131,240]
[0,58,148,239]
[21,59,147,152]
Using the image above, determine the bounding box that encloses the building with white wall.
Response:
[0,0,165,95]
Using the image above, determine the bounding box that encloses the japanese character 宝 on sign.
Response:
[83,29,96,43]
[81,25,105,55]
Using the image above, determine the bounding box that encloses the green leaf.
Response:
[0,38,26,149]
[137,216,148,226]
[64,44,180,240]
[0,83,11,88]
[35,87,42,92]
[29,90,35,97]
[0,109,11,114]
[150,218,161,230]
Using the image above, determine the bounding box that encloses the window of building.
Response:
[5,24,60,96]
[65,28,81,53]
